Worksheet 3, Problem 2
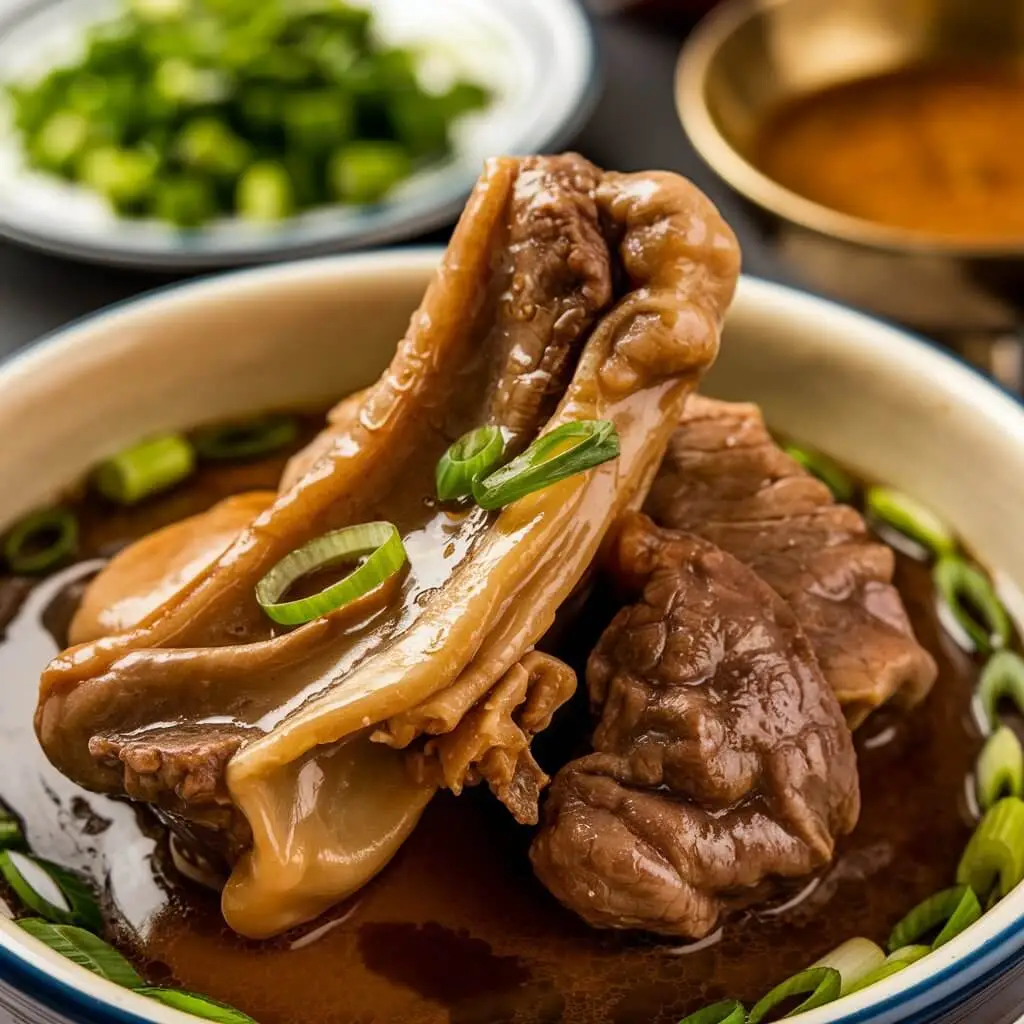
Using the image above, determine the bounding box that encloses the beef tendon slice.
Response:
[35,155,741,938]
[531,513,859,939]
[644,396,937,725]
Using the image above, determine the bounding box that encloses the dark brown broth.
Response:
[0,424,989,1024]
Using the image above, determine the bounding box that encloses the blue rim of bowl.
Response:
[0,0,601,270]
[0,263,1023,1022]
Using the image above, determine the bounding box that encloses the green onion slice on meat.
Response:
[933,555,1011,654]
[886,885,981,952]
[747,966,841,1022]
[93,433,195,505]
[3,507,78,575]
[957,796,1024,902]
[255,521,406,626]
[436,425,505,502]
[471,420,619,511]
[865,486,956,558]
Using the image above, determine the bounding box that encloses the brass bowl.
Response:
[675,0,1024,339]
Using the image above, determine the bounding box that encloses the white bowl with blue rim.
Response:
[0,252,1023,1022]
[0,0,597,269]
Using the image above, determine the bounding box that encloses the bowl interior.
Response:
[2,256,1024,1023]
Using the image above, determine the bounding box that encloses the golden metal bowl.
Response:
[676,0,1024,341]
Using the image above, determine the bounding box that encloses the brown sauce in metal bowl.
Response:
[756,65,1024,244]
[0,416,989,1024]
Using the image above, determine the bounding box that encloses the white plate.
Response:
[0,0,598,269]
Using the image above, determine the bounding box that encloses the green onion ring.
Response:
[975,726,1024,811]
[93,433,195,505]
[436,425,505,501]
[783,445,855,503]
[193,414,299,461]
[846,946,930,995]
[957,796,1024,901]
[0,851,101,931]
[138,988,258,1023]
[747,966,841,1022]
[0,814,23,850]
[18,919,143,988]
[977,651,1024,735]
[933,555,1011,654]
[255,522,406,626]
[677,1000,746,1024]
[865,486,956,558]
[3,507,78,575]
[812,937,886,995]
[886,885,981,952]
[472,419,620,511]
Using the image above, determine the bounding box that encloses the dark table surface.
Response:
[0,13,793,360]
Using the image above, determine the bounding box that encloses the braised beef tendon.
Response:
[34,156,741,938]
[531,514,859,939]
[645,396,937,726]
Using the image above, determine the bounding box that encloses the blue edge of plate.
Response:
[1,269,1024,1023]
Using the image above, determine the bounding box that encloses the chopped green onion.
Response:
[18,919,143,987]
[472,420,620,511]
[328,141,411,205]
[747,966,841,1022]
[0,852,101,931]
[3,507,78,574]
[977,651,1024,735]
[784,445,855,503]
[193,414,299,461]
[887,885,981,952]
[812,937,886,995]
[138,988,257,1023]
[846,945,930,994]
[93,433,195,505]
[436,426,505,502]
[976,726,1024,810]
[677,1000,746,1024]
[865,486,956,558]
[255,521,406,626]
[236,161,295,222]
[934,556,1011,654]
[957,796,1024,901]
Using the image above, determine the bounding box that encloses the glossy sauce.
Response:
[0,427,990,1024]
[756,65,1024,243]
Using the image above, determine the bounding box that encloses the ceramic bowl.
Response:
[1,252,1024,1023]
[0,0,597,269]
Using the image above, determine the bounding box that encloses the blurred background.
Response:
[1,0,1022,389]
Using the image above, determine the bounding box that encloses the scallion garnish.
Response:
[934,555,1011,654]
[193,414,299,461]
[18,919,143,987]
[0,851,102,931]
[255,521,406,626]
[436,425,505,502]
[957,796,1024,902]
[139,987,258,1023]
[93,433,196,505]
[886,885,981,952]
[812,937,886,995]
[846,945,930,994]
[3,507,78,574]
[747,966,841,1022]
[677,1000,746,1024]
[472,420,620,511]
[0,813,24,851]
[783,445,855,503]
[865,486,956,558]
[977,651,1024,735]
[976,726,1024,811]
